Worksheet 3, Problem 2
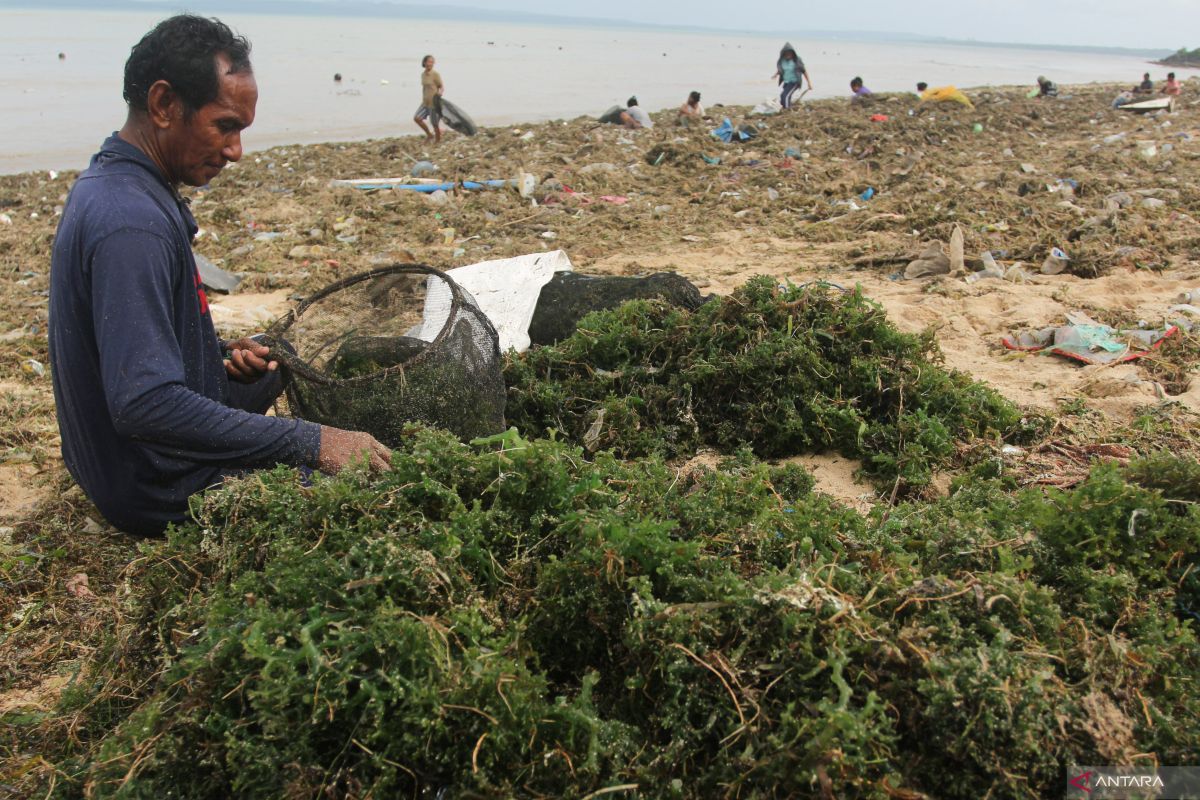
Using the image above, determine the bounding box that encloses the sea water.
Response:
[0,7,1187,174]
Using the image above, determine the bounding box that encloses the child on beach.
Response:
[413,54,444,142]
[850,77,871,101]
[1163,72,1183,97]
[773,43,812,109]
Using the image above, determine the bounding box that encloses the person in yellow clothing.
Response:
[413,54,444,142]
[916,81,974,109]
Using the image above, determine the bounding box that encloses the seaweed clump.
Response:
[55,429,1200,799]
[506,276,1028,493]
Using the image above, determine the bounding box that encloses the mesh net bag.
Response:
[263,264,506,447]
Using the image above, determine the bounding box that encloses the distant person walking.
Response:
[773,43,811,109]
[414,54,444,143]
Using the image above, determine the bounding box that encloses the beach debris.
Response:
[1105,191,1135,210]
[751,97,781,115]
[411,160,437,177]
[948,225,964,273]
[1040,247,1070,275]
[1004,263,1032,283]
[904,241,950,279]
[65,572,95,600]
[287,245,328,260]
[1002,313,1178,364]
[965,251,1007,283]
[22,358,46,378]
[516,172,537,198]
[1119,96,1176,114]
[435,250,571,352]
[711,118,754,143]
[193,251,241,294]
[1174,288,1200,304]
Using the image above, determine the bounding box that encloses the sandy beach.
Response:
[3,79,1199,525]
[2,80,1200,794]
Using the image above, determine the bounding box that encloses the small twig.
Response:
[670,643,745,726]
[580,784,640,800]
[471,732,488,773]
[442,703,498,725]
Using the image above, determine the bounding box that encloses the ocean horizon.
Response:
[1,4,1195,174]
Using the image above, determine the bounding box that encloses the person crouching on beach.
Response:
[773,43,811,109]
[850,76,871,102]
[1036,75,1058,98]
[677,91,704,126]
[1162,72,1183,97]
[414,54,444,142]
[622,96,653,129]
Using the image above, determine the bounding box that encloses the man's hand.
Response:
[223,337,278,383]
[317,426,392,473]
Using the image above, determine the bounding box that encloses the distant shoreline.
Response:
[0,80,1166,179]
[0,0,1176,59]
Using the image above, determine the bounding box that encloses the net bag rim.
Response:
[264,262,494,387]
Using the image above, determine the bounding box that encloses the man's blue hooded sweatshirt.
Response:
[49,134,321,536]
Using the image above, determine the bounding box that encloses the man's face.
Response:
[162,55,257,187]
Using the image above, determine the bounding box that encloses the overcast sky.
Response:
[358,0,1198,51]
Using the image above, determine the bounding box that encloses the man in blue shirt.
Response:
[49,15,390,536]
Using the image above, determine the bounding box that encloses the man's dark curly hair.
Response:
[123,15,252,115]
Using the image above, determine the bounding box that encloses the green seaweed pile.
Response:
[505,277,1029,493]
[56,430,1200,799]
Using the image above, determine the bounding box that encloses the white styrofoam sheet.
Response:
[414,250,573,352]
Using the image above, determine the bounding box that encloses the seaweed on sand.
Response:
[506,276,1031,494]
[53,429,1199,799]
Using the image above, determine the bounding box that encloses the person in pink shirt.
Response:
[1162,72,1183,97]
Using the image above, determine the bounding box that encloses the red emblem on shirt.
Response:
[194,269,209,315]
